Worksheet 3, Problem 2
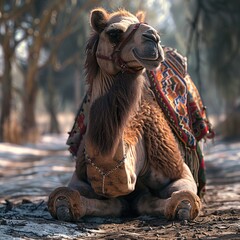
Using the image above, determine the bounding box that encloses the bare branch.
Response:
[44,0,98,44]
[0,0,32,23]
[53,52,79,72]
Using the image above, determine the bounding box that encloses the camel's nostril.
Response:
[146,29,155,34]
[142,31,160,43]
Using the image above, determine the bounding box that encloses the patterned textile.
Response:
[66,47,214,197]
[66,94,89,156]
[146,47,213,149]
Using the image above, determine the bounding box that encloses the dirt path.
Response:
[0,136,239,239]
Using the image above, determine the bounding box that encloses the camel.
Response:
[48,8,213,222]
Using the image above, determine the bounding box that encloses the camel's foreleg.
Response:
[48,172,124,221]
[136,189,201,220]
[136,164,201,220]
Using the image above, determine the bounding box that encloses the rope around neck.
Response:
[84,150,126,195]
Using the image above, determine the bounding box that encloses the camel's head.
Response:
[90,8,164,75]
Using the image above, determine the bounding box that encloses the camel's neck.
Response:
[87,70,144,157]
[90,71,114,103]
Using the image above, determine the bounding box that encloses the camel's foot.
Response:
[48,187,86,221]
[164,190,201,220]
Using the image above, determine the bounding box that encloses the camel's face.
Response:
[91,8,164,74]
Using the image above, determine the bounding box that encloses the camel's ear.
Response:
[90,8,109,33]
[136,11,146,22]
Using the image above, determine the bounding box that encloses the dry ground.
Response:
[0,136,239,240]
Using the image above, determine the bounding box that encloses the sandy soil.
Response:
[0,136,239,239]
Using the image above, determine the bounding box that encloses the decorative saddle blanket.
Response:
[66,47,214,196]
[147,47,214,149]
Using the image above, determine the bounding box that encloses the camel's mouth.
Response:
[132,42,164,70]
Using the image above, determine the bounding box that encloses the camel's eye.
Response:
[106,29,123,44]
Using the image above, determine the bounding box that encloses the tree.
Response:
[21,0,66,142]
[0,0,31,142]
[0,0,103,142]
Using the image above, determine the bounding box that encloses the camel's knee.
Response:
[48,186,86,221]
[164,190,201,220]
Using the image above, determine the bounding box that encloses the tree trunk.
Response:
[22,64,39,142]
[21,33,43,142]
[21,4,60,142]
[0,56,12,142]
[0,25,14,142]
[46,67,60,134]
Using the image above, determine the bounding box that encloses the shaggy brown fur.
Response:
[88,72,144,156]
[124,89,184,180]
